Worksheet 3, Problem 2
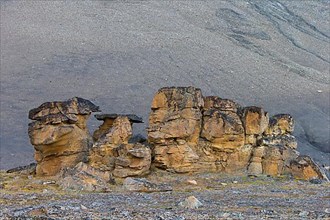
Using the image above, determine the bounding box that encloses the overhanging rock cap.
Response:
[95,114,144,123]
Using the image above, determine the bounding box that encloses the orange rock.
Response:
[148,87,203,146]
[264,114,294,136]
[289,156,327,180]
[28,97,99,176]
[153,144,199,173]
[93,114,143,142]
[201,110,245,150]
[203,96,240,112]
[240,106,269,135]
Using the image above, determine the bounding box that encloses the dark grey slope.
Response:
[0,0,329,169]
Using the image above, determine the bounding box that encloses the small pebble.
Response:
[223,213,231,217]
[178,196,203,209]
[80,204,88,210]
[299,211,309,217]
[187,180,197,185]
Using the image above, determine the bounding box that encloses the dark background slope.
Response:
[1,0,329,169]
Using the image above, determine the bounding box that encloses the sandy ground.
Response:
[0,0,329,169]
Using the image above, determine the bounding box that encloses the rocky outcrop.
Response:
[26,88,326,182]
[93,114,143,141]
[28,97,100,176]
[148,87,203,173]
[89,114,151,178]
[147,87,326,180]
[289,156,328,181]
[58,162,113,192]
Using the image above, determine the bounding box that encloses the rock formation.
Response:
[147,87,203,173]
[147,87,326,180]
[27,88,326,182]
[89,114,151,178]
[28,97,100,176]
[58,162,114,192]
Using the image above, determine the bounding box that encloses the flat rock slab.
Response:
[123,177,172,192]
[95,114,143,123]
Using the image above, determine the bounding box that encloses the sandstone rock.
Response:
[178,196,203,209]
[248,146,265,175]
[187,180,197,185]
[148,87,203,145]
[289,156,328,181]
[203,96,240,112]
[225,145,253,173]
[148,87,204,172]
[260,134,297,149]
[149,87,256,174]
[262,146,284,176]
[6,163,36,175]
[112,143,151,177]
[248,143,299,177]
[151,86,204,110]
[29,97,100,122]
[240,106,269,135]
[95,116,133,145]
[123,177,172,192]
[153,143,199,173]
[264,114,294,136]
[93,114,143,141]
[28,97,100,176]
[89,116,151,177]
[58,162,113,192]
[201,109,245,150]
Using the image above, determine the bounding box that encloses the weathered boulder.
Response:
[253,113,301,177]
[93,114,143,141]
[89,115,151,177]
[148,86,204,145]
[153,143,200,173]
[28,97,100,176]
[201,109,245,150]
[178,196,203,209]
[6,163,37,175]
[248,142,299,177]
[58,162,113,192]
[148,88,257,174]
[203,96,240,112]
[112,143,151,177]
[289,156,328,181]
[95,116,133,145]
[260,134,298,149]
[248,146,265,175]
[240,106,269,135]
[123,177,172,192]
[264,114,294,136]
[148,87,204,172]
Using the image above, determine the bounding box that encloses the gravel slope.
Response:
[0,0,329,169]
[1,172,330,219]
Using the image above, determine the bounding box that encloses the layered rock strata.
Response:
[28,97,100,176]
[89,114,151,178]
[147,87,325,180]
[27,89,326,181]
